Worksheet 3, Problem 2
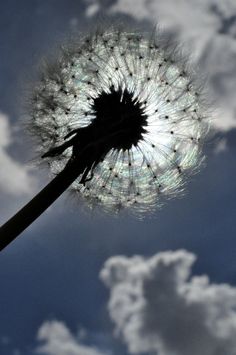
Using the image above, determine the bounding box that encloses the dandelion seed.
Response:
[31,27,210,214]
[0,26,211,250]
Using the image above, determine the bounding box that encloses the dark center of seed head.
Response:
[42,88,148,185]
[91,88,148,151]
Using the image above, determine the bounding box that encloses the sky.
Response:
[0,1,236,355]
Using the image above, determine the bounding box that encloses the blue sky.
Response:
[0,1,236,355]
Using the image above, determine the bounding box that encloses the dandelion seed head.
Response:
[30,27,210,215]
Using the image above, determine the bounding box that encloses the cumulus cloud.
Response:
[0,112,36,196]
[101,250,236,355]
[36,320,108,355]
[93,0,236,131]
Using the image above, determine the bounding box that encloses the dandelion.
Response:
[0,26,210,250]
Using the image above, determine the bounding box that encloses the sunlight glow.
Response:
[31,28,210,214]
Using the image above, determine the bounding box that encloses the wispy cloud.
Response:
[101,250,236,355]
[0,112,36,196]
[36,320,108,355]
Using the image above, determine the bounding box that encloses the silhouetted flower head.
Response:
[30,27,210,214]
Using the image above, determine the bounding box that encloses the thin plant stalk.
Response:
[0,143,95,251]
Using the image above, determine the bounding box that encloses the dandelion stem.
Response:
[0,144,95,252]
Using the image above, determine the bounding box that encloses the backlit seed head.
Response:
[30,27,210,215]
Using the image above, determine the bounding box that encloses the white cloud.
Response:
[0,112,36,196]
[101,250,236,355]
[107,0,236,131]
[85,0,100,17]
[214,138,228,154]
[36,320,108,355]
